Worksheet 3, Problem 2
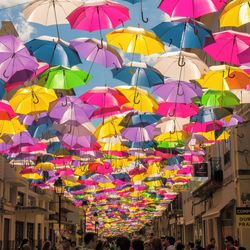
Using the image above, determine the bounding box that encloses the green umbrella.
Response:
[201,90,240,107]
[39,66,91,90]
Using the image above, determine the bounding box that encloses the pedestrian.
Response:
[224,236,237,250]
[176,243,185,250]
[42,241,52,250]
[166,237,175,250]
[83,232,98,250]
[132,239,144,250]
[187,241,195,250]
[95,240,104,250]
[60,238,72,250]
[144,240,151,250]
[161,236,167,250]
[206,238,216,250]
[194,239,204,250]
[19,239,31,250]
[116,236,131,250]
[151,238,163,250]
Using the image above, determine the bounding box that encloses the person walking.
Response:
[151,238,163,250]
[187,241,195,250]
[176,243,185,250]
[224,236,237,250]
[82,232,97,250]
[132,239,144,250]
[205,238,216,250]
[116,236,131,250]
[19,239,31,250]
[166,237,175,250]
[194,240,204,250]
[42,241,52,250]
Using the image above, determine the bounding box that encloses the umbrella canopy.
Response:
[152,19,214,49]
[49,96,95,125]
[197,65,250,90]
[80,87,129,107]
[9,85,57,115]
[201,90,240,107]
[26,36,81,67]
[153,79,202,104]
[0,101,16,120]
[0,118,26,136]
[220,0,250,27]
[154,51,208,81]
[70,38,123,68]
[0,35,38,82]
[38,65,91,89]
[106,26,165,55]
[112,62,164,87]
[158,0,226,18]
[23,0,82,26]
[116,86,158,112]
[203,30,250,66]
[67,0,130,31]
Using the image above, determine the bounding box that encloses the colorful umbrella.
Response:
[9,85,57,115]
[201,90,240,107]
[0,101,16,120]
[26,36,81,67]
[152,19,214,49]
[154,51,209,81]
[153,79,202,104]
[158,0,226,18]
[106,26,165,55]
[112,62,164,87]
[49,96,95,125]
[220,0,250,27]
[70,38,123,69]
[0,35,38,82]
[39,65,91,89]
[203,31,250,66]
[67,0,130,43]
[197,65,250,90]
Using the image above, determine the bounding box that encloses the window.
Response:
[17,192,24,206]
[27,196,36,207]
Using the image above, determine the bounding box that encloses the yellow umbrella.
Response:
[116,86,158,112]
[22,173,43,179]
[100,142,128,152]
[95,115,124,139]
[9,85,57,115]
[220,0,250,27]
[110,157,136,169]
[162,170,178,178]
[35,162,54,170]
[0,118,25,136]
[155,131,188,142]
[74,165,88,176]
[106,26,165,55]
[197,65,250,90]
[199,130,230,141]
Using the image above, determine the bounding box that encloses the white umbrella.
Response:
[231,90,250,104]
[154,51,209,81]
[23,0,81,26]
[155,117,190,133]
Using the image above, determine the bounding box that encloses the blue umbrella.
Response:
[0,80,5,99]
[120,112,162,127]
[25,36,81,67]
[168,155,183,166]
[152,19,214,49]
[112,61,164,87]
[190,107,233,123]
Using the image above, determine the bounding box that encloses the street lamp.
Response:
[54,177,65,234]
[82,200,88,235]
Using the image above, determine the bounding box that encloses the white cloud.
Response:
[0,0,30,8]
[15,16,35,41]
[140,54,160,66]
[119,51,131,65]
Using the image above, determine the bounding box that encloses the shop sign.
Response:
[236,207,250,228]
[193,163,208,177]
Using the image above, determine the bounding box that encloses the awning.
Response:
[202,199,234,220]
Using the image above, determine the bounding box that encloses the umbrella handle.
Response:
[168,107,176,117]
[177,82,184,96]
[141,11,149,23]
[168,39,173,47]
[84,74,90,82]
[133,92,141,104]
[130,64,134,75]
[178,56,186,67]
[68,125,72,134]
[32,91,39,104]
[3,70,9,79]
[61,98,68,107]
[97,39,104,50]
[228,68,235,78]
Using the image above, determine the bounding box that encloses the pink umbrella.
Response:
[157,102,199,118]
[203,31,250,66]
[183,121,223,132]
[67,0,130,45]
[158,0,226,18]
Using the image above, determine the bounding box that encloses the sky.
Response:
[0,0,170,96]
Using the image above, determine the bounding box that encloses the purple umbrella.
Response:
[0,35,38,82]
[49,96,96,125]
[153,79,202,104]
[11,131,38,147]
[121,124,158,142]
[62,134,97,149]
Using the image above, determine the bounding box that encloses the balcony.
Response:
[192,157,223,198]
[15,205,48,214]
